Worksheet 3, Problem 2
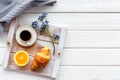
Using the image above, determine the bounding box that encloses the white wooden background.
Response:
[1,0,120,80]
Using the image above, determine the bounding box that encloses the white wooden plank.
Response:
[2,30,120,48]
[51,28,66,78]
[0,67,54,80]
[0,31,7,48]
[61,49,120,66]
[0,23,9,47]
[0,66,119,80]
[57,66,120,80]
[1,48,120,66]
[0,48,6,65]
[19,13,120,30]
[25,0,120,12]
[65,31,120,48]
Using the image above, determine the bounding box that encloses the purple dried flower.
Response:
[32,21,38,29]
[39,22,48,32]
[38,12,48,21]
[52,34,60,40]
[45,20,49,24]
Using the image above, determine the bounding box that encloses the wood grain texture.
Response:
[2,30,120,48]
[19,13,120,30]
[1,48,120,66]
[65,31,120,48]
[0,48,6,65]
[0,66,119,80]
[57,66,120,80]
[61,49,120,66]
[8,54,55,77]
[51,28,66,78]
[25,0,120,12]
[2,19,66,78]
[11,38,58,60]
[17,19,61,43]
[1,0,120,79]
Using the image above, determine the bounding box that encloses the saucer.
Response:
[15,25,37,47]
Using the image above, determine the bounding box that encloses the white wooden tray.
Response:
[2,18,66,79]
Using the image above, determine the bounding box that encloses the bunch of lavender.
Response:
[32,12,59,55]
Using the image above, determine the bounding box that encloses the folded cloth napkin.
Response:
[0,0,56,34]
[0,0,56,22]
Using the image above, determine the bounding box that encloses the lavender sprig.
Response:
[32,21,39,29]
[32,12,59,55]
[52,34,60,40]
[38,12,47,21]
[44,26,56,55]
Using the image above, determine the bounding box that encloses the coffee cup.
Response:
[15,25,37,47]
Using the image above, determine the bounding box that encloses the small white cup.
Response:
[15,25,37,47]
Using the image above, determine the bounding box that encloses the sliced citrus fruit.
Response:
[14,51,29,66]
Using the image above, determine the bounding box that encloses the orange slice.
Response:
[14,51,29,66]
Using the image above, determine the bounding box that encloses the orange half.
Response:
[14,51,29,66]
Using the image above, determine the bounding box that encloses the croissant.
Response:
[31,46,50,70]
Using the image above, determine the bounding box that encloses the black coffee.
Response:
[20,30,31,41]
